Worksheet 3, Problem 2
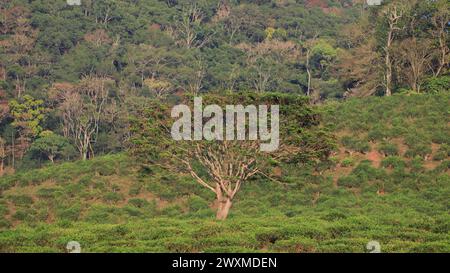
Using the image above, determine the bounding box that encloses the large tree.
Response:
[57,76,113,160]
[130,93,335,219]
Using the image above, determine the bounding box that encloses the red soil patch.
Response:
[366,150,383,168]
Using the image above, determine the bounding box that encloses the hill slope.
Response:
[0,93,449,253]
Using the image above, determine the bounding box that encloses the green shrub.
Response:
[13,208,37,222]
[0,204,8,216]
[128,198,149,208]
[128,184,142,196]
[56,205,81,221]
[337,175,360,188]
[165,238,196,253]
[423,75,450,94]
[381,156,406,169]
[123,206,142,217]
[161,205,184,217]
[36,188,59,199]
[351,161,385,182]
[405,144,432,158]
[103,192,124,203]
[368,125,388,141]
[187,195,209,212]
[409,157,425,173]
[255,229,287,245]
[378,143,399,156]
[341,157,355,167]
[433,160,450,173]
[54,173,72,184]
[78,175,93,186]
[433,144,450,161]
[431,130,450,144]
[341,136,370,153]
[0,219,11,229]
[84,206,121,223]
[8,194,33,206]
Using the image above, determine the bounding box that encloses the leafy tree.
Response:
[9,95,45,139]
[143,78,173,98]
[29,131,71,163]
[130,93,335,219]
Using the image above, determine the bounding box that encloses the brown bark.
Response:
[383,5,403,96]
[215,183,233,220]
[180,142,260,220]
[306,49,312,96]
[217,198,233,220]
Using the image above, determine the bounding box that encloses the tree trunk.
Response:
[385,44,392,96]
[216,197,232,220]
[215,183,233,220]
[306,50,312,96]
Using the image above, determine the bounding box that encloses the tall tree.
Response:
[59,76,113,160]
[395,37,433,93]
[130,93,335,219]
[430,0,450,76]
[9,95,45,159]
[380,2,405,96]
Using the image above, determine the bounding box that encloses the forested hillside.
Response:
[1,0,448,170]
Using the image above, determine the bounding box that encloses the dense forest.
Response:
[1,0,448,170]
[0,0,448,253]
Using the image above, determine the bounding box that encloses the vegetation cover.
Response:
[0,0,448,252]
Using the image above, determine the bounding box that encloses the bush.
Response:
[8,195,33,206]
[128,198,149,208]
[78,175,93,186]
[56,205,81,221]
[123,206,142,217]
[187,195,209,212]
[165,238,196,253]
[341,157,355,167]
[378,143,399,156]
[36,188,56,199]
[368,125,388,141]
[433,144,450,161]
[405,144,432,158]
[255,229,287,245]
[95,162,116,176]
[409,157,425,173]
[381,156,406,169]
[13,208,37,222]
[337,175,360,188]
[84,206,121,223]
[103,192,124,203]
[0,204,8,216]
[423,76,450,94]
[351,161,385,182]
[341,136,370,153]
[431,130,450,144]
[0,219,11,229]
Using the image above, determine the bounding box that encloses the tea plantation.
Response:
[0,93,448,252]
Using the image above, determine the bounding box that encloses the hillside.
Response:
[0,93,448,253]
